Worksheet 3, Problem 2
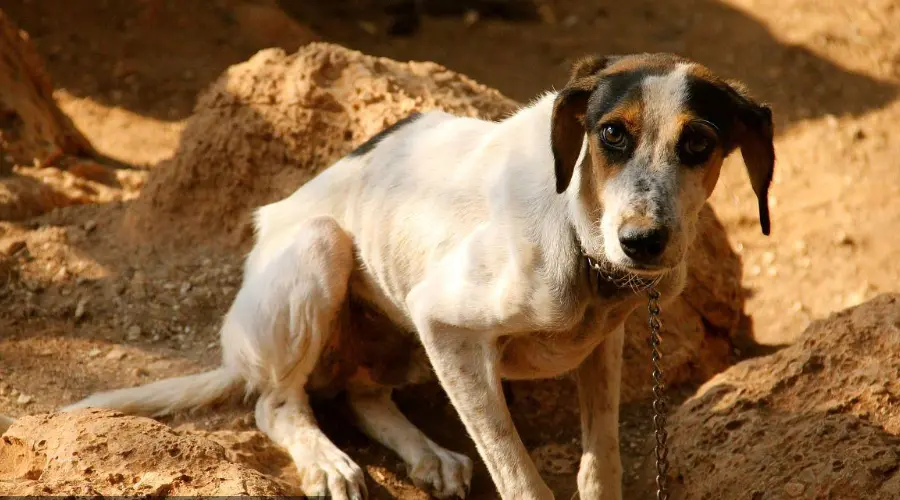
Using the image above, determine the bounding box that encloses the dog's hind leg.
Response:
[348,388,473,499]
[249,215,366,500]
[256,389,367,500]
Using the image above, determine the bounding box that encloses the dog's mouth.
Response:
[582,252,666,294]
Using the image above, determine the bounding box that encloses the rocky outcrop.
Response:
[0,9,138,221]
[657,294,900,499]
[0,409,295,496]
[0,10,93,173]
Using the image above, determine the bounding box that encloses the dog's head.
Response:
[552,53,775,276]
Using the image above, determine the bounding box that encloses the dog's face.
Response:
[551,53,775,276]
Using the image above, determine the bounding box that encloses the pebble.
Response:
[1,240,26,257]
[127,325,142,340]
[561,15,579,28]
[74,297,88,320]
[784,482,806,497]
[463,10,480,26]
[16,394,33,406]
[358,20,378,35]
[834,231,854,246]
[179,282,192,295]
[83,219,97,233]
[87,347,102,358]
[54,266,69,281]
[105,347,128,361]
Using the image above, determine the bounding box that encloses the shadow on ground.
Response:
[4,0,897,125]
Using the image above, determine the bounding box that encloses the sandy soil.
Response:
[1,0,898,498]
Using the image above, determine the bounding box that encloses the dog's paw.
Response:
[295,444,367,500]
[407,443,474,499]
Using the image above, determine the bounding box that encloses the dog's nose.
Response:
[618,225,669,262]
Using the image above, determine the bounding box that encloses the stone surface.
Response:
[0,409,295,496]
[651,294,900,499]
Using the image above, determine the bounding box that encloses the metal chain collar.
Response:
[647,289,670,500]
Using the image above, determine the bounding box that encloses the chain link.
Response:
[647,289,670,500]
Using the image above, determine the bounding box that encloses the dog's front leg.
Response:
[407,292,554,500]
[574,323,625,500]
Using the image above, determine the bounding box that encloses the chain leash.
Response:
[647,289,670,500]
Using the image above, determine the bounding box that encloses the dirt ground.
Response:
[1,0,898,498]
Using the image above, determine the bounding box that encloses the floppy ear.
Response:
[725,81,776,235]
[551,55,617,194]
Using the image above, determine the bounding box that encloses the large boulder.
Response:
[0,9,139,221]
[124,43,746,401]
[657,294,900,499]
[0,10,93,173]
[0,409,295,496]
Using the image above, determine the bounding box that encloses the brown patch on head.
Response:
[701,148,726,196]
[600,53,688,77]
[550,56,615,193]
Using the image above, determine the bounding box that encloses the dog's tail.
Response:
[62,367,244,418]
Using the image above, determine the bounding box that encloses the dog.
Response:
[4,53,775,500]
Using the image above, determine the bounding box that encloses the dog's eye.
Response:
[600,124,628,149]
[679,122,718,165]
[684,135,711,155]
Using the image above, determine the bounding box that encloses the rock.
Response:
[15,394,33,406]
[0,240,26,257]
[126,325,142,340]
[0,9,97,220]
[104,346,128,361]
[123,43,745,402]
[73,297,88,320]
[0,10,93,168]
[0,409,296,495]
[649,294,900,499]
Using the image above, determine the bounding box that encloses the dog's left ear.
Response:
[551,55,618,194]
[725,81,776,236]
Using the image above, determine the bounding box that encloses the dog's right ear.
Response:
[551,55,616,193]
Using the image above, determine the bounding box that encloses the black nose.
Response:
[618,225,670,262]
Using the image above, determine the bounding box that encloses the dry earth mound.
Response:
[658,293,900,499]
[126,42,519,250]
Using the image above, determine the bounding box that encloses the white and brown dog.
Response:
[4,53,775,500]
